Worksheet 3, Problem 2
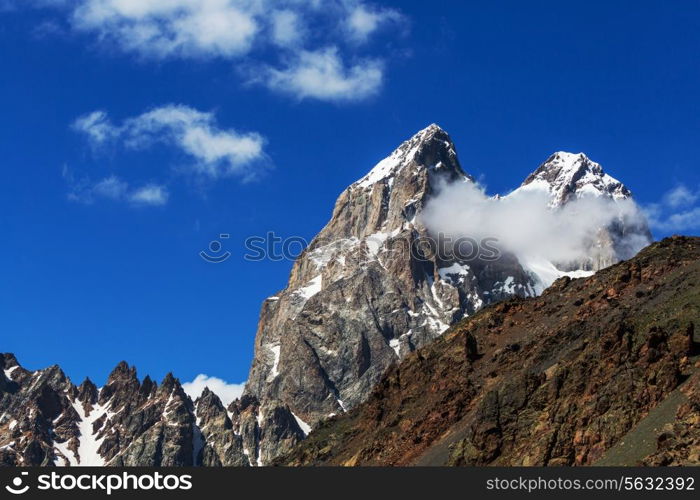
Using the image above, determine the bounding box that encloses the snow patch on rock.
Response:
[291,412,312,436]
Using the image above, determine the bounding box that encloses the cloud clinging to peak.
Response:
[421,179,651,290]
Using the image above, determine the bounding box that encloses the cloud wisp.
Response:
[344,2,405,44]
[252,47,384,103]
[73,104,268,181]
[11,0,408,102]
[644,184,700,233]
[63,170,169,207]
[182,374,245,407]
[67,104,266,206]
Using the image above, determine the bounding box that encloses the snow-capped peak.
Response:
[539,152,599,179]
[517,151,631,206]
[417,123,445,136]
[353,124,458,189]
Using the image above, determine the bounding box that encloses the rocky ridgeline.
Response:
[0,357,255,466]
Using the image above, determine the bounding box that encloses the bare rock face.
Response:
[193,388,249,466]
[237,127,651,463]
[102,371,196,467]
[0,354,75,466]
[238,125,544,462]
[277,237,700,466]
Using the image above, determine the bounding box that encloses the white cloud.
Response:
[72,110,116,145]
[644,184,700,232]
[662,185,699,209]
[421,180,649,272]
[128,184,169,205]
[182,374,245,407]
[91,175,128,200]
[270,9,304,47]
[661,207,700,231]
[256,47,383,102]
[11,0,408,102]
[72,0,259,59]
[73,104,267,179]
[344,3,404,43]
[68,104,266,206]
[65,173,169,206]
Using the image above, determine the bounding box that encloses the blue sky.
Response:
[1,1,699,392]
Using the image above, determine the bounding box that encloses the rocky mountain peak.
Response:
[235,128,656,465]
[527,151,595,182]
[513,151,651,271]
[196,388,227,419]
[1,354,21,391]
[521,151,632,206]
[140,374,156,397]
[106,361,137,383]
[0,354,252,467]
[294,124,473,266]
[2,353,19,370]
[41,365,70,386]
[99,362,141,408]
[159,372,178,393]
[240,126,559,464]
[77,377,98,405]
[352,123,470,194]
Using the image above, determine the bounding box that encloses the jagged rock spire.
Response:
[77,377,98,405]
[106,361,137,383]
